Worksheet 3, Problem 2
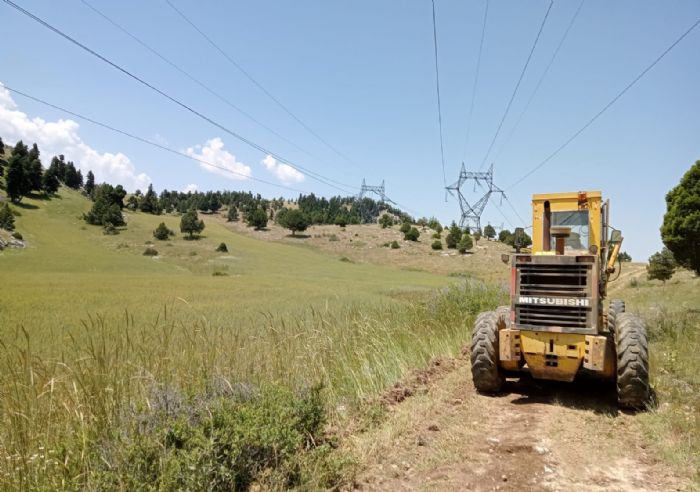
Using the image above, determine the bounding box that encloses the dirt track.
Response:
[349,357,687,491]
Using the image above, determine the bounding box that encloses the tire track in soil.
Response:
[350,357,687,491]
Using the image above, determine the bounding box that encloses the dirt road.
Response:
[349,357,687,491]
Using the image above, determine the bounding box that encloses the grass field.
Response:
[1,179,698,488]
[0,187,509,489]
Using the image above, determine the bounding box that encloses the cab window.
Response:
[551,210,589,250]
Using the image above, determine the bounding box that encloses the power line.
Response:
[430,0,447,186]
[78,0,344,174]
[2,0,356,194]
[462,0,489,162]
[478,0,554,170]
[507,14,700,190]
[3,85,311,194]
[493,0,584,162]
[163,0,358,170]
[504,195,527,226]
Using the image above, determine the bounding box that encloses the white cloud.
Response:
[0,83,151,191]
[185,137,251,181]
[261,155,304,183]
[182,183,198,193]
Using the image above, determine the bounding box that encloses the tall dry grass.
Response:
[0,281,506,489]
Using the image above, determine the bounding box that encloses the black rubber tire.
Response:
[470,311,504,393]
[616,313,650,409]
[607,299,626,333]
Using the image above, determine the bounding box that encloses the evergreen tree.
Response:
[139,184,161,214]
[446,222,462,249]
[618,251,632,262]
[0,136,4,155]
[227,206,239,222]
[661,159,700,274]
[457,233,473,254]
[278,209,309,236]
[0,203,15,231]
[246,208,268,230]
[498,229,512,243]
[484,224,496,240]
[153,222,174,240]
[399,222,411,234]
[42,166,60,195]
[647,248,676,283]
[379,214,394,228]
[63,162,82,189]
[85,170,95,196]
[84,184,127,226]
[180,209,205,238]
[6,142,30,203]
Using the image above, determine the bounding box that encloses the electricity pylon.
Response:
[445,163,504,231]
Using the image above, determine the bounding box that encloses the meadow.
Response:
[0,188,507,489]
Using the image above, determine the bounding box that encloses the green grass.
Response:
[0,189,449,345]
[0,188,508,489]
[613,270,700,484]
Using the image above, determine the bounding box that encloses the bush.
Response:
[277,208,310,236]
[328,234,339,242]
[399,222,411,234]
[227,206,239,222]
[457,233,473,254]
[404,227,420,242]
[143,247,158,256]
[390,240,400,249]
[216,242,228,252]
[0,203,15,231]
[431,232,441,239]
[11,231,23,240]
[212,270,229,276]
[153,222,174,240]
[379,214,394,229]
[431,240,443,250]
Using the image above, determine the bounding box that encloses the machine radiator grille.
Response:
[516,263,591,329]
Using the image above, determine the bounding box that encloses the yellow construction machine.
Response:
[470,191,649,408]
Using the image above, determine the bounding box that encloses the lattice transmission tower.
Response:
[445,164,504,231]
[357,179,387,201]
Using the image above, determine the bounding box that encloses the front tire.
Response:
[471,311,504,393]
[616,313,650,409]
[608,299,626,333]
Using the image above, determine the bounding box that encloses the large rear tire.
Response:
[471,311,504,393]
[608,299,626,333]
[616,313,650,409]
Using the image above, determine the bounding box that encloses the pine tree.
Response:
[139,184,161,214]
[484,224,496,239]
[457,233,473,254]
[42,167,60,195]
[446,222,462,249]
[647,248,676,283]
[227,206,239,222]
[6,148,28,203]
[180,209,205,238]
[85,170,95,197]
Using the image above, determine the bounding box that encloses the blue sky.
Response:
[1,0,699,261]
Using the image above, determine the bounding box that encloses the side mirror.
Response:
[610,230,622,244]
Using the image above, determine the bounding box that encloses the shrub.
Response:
[227,207,239,222]
[339,256,353,263]
[328,234,339,242]
[431,232,441,239]
[379,214,394,229]
[153,222,174,240]
[404,227,420,242]
[216,242,228,252]
[212,270,229,276]
[143,247,158,256]
[0,203,15,231]
[431,240,443,250]
[278,209,310,236]
[390,240,400,249]
[457,233,473,254]
[399,222,411,234]
[11,231,23,240]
